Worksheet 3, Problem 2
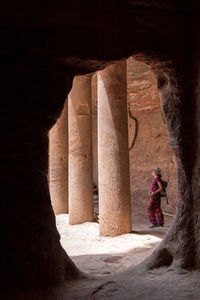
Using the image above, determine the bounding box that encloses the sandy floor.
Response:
[56,210,173,276]
[13,211,200,300]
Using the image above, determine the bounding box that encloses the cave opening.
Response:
[48,57,177,276]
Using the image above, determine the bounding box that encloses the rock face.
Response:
[127,58,177,214]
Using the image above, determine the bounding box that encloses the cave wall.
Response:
[127,57,177,213]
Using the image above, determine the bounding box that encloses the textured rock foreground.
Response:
[64,266,200,300]
[9,265,200,299]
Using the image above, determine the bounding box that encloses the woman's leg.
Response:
[147,198,158,225]
[155,203,164,225]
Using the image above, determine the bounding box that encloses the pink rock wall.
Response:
[127,57,177,214]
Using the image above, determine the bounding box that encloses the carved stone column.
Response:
[92,73,98,187]
[98,61,131,236]
[68,75,93,225]
[49,100,68,214]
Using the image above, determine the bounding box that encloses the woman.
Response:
[147,167,164,228]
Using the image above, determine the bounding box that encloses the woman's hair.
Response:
[152,167,161,175]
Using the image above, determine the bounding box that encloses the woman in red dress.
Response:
[147,167,164,228]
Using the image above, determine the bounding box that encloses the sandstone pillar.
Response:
[49,100,68,214]
[98,61,131,236]
[91,73,98,186]
[68,75,93,225]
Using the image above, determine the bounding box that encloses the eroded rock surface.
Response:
[127,58,177,214]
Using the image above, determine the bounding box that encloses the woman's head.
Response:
[152,167,161,177]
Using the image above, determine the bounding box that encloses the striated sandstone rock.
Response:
[127,57,177,214]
